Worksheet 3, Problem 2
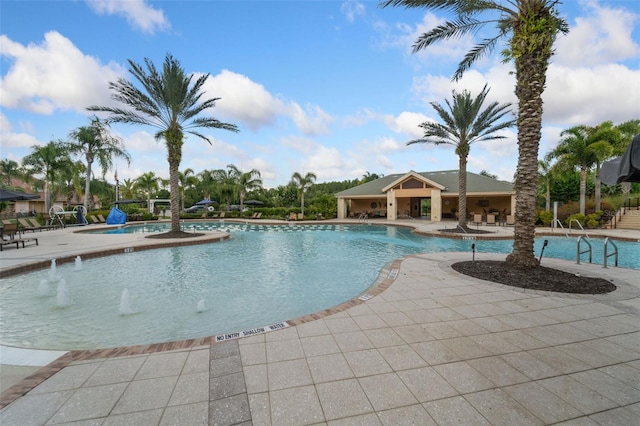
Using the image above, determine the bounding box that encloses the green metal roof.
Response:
[335,170,514,197]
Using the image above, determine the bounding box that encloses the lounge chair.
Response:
[219,212,225,219]
[89,215,101,224]
[251,212,258,219]
[288,212,297,221]
[297,213,304,220]
[472,214,483,227]
[486,214,496,226]
[28,218,55,230]
[18,218,41,232]
[97,214,107,223]
[255,212,262,219]
[1,222,21,240]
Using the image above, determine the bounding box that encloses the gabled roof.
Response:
[335,170,513,197]
[382,170,445,192]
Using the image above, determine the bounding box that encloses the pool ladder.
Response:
[576,236,619,267]
[358,213,369,225]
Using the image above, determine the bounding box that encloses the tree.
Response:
[537,159,552,212]
[22,141,73,212]
[547,123,619,214]
[0,159,22,188]
[89,53,239,234]
[66,117,131,211]
[134,172,160,207]
[479,170,498,180]
[179,168,197,210]
[227,164,262,212]
[407,85,514,229]
[290,172,317,216]
[382,0,568,268]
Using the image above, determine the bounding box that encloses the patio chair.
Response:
[219,212,225,219]
[472,214,483,227]
[89,215,101,224]
[297,213,304,220]
[18,218,41,232]
[28,218,56,230]
[255,212,262,219]
[97,214,107,223]
[1,222,21,240]
[506,215,515,226]
[486,214,496,226]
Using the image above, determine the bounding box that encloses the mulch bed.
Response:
[452,260,617,294]
[145,231,206,239]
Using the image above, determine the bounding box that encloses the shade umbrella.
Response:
[0,189,40,202]
[244,200,264,206]
[195,199,216,205]
[602,134,640,185]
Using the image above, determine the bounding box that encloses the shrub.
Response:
[535,210,553,226]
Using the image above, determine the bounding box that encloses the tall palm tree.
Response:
[227,164,263,212]
[134,172,160,208]
[211,167,237,209]
[382,0,568,268]
[88,54,239,234]
[291,172,317,217]
[547,124,618,215]
[407,84,514,229]
[66,117,131,211]
[22,141,73,212]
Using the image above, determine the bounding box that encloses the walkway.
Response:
[1,220,639,425]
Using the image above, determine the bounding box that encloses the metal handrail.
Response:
[358,213,369,224]
[576,236,592,265]
[551,219,569,237]
[569,219,590,239]
[603,237,619,268]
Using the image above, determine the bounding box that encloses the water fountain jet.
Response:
[38,279,50,296]
[119,289,134,315]
[56,279,70,307]
[196,299,207,313]
[74,256,83,271]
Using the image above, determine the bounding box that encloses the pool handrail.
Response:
[603,237,619,268]
[576,236,592,265]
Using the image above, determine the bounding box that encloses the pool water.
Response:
[1,224,638,350]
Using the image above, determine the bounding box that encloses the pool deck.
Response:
[1,219,639,425]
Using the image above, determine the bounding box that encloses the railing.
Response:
[603,237,619,268]
[569,219,590,239]
[551,219,569,237]
[358,213,369,224]
[576,236,592,265]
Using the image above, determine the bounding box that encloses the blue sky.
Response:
[1,0,639,188]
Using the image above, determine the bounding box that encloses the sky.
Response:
[1,0,639,189]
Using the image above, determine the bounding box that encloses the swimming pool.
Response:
[1,224,638,350]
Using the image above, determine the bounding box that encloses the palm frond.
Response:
[412,17,484,52]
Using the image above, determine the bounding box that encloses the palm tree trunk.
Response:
[580,167,586,216]
[545,177,550,212]
[595,162,601,212]
[506,51,551,268]
[84,160,92,211]
[301,192,305,217]
[458,156,468,229]
[166,129,183,234]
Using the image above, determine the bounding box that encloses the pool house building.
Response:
[336,170,515,222]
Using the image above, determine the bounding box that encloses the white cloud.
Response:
[0,112,41,149]
[341,0,365,23]
[0,32,125,114]
[544,64,640,126]
[289,103,334,136]
[85,0,169,34]
[203,70,286,131]
[556,1,639,67]
[384,111,430,138]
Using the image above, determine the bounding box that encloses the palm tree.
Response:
[22,141,73,212]
[88,54,239,234]
[134,172,160,208]
[0,159,22,188]
[179,168,197,210]
[227,164,262,212]
[211,167,237,209]
[119,178,136,200]
[382,0,568,268]
[407,85,514,229]
[537,159,553,212]
[291,172,317,217]
[547,124,618,215]
[66,117,131,211]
